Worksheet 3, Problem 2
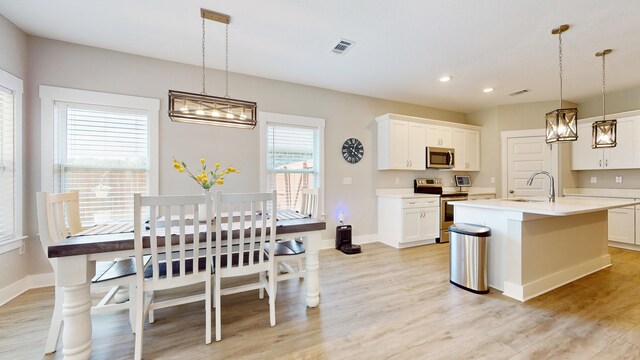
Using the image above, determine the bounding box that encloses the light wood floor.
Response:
[4,243,640,359]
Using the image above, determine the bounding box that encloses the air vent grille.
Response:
[509,89,530,96]
[332,39,355,54]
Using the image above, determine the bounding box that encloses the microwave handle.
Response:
[448,150,453,166]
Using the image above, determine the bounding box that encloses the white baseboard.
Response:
[0,272,54,307]
[503,255,611,302]
[608,241,640,252]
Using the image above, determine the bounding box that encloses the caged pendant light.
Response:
[545,24,578,144]
[168,9,257,129]
[592,49,617,148]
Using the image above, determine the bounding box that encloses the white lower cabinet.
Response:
[378,196,440,249]
[608,206,635,244]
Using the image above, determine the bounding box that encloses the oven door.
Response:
[440,196,468,242]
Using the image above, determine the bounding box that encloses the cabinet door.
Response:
[420,207,440,240]
[389,120,410,169]
[426,125,453,147]
[608,207,635,244]
[451,128,466,171]
[604,117,639,169]
[464,130,480,171]
[572,122,603,170]
[402,208,421,243]
[408,122,426,170]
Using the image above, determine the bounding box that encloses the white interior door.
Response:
[506,136,551,198]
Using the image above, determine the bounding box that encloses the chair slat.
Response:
[179,205,186,277]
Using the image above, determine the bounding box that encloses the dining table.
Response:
[48,210,326,360]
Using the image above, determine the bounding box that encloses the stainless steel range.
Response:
[414,178,468,243]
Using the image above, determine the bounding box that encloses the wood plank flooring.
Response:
[3,243,640,359]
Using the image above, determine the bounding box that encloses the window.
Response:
[260,112,324,214]
[40,86,159,226]
[0,69,23,246]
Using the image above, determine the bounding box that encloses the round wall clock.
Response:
[342,138,364,164]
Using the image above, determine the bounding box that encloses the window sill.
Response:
[0,236,27,255]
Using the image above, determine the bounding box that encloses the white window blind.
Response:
[54,102,150,226]
[266,123,319,210]
[0,85,15,241]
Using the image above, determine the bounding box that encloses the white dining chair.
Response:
[133,193,213,360]
[36,191,143,355]
[214,191,277,341]
[271,188,320,284]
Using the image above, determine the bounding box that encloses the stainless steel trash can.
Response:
[449,223,491,294]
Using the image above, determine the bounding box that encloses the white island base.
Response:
[452,197,640,302]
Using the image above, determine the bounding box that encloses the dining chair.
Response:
[271,188,320,284]
[133,193,213,360]
[214,191,277,341]
[36,190,143,354]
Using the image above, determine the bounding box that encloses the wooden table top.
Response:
[49,217,326,258]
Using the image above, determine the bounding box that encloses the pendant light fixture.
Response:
[168,9,257,129]
[545,24,578,144]
[592,49,617,148]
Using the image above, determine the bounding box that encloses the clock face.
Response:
[342,138,364,164]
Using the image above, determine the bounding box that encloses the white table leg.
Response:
[57,255,95,360]
[303,232,321,307]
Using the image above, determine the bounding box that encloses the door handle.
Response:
[448,151,453,166]
[599,159,602,168]
[409,160,412,167]
[605,159,608,167]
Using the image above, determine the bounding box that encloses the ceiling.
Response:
[1,0,639,113]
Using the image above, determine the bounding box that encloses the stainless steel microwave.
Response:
[426,147,455,169]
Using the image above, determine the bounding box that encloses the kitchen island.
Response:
[453,197,640,302]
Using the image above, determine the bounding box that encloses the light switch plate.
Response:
[490,177,496,184]
[615,176,623,184]
[343,177,352,185]
[590,177,597,184]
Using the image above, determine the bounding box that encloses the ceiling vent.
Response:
[332,38,355,54]
[509,89,530,96]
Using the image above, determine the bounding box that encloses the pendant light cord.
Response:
[558,30,563,108]
[202,17,206,95]
[602,53,606,120]
[225,24,230,98]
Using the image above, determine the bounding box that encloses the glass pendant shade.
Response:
[591,119,617,148]
[169,90,257,129]
[545,108,578,143]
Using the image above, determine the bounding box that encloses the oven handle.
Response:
[448,150,453,167]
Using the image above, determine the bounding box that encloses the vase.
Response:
[198,190,215,222]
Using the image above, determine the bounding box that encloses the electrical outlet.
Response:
[490,177,495,184]
[343,177,352,185]
[615,176,623,184]
[590,177,597,184]
[19,240,25,255]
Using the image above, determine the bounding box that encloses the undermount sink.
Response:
[503,198,547,203]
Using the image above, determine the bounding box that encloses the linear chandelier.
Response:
[545,24,578,144]
[168,9,257,129]
[592,49,617,148]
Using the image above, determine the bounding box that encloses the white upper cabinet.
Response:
[426,124,453,148]
[378,116,426,170]
[572,115,640,170]
[451,128,480,171]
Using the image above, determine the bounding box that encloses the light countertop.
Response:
[564,188,640,199]
[453,197,640,216]
[376,187,495,199]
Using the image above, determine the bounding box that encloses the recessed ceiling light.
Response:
[483,87,494,93]
[439,76,452,82]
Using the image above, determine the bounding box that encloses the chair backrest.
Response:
[299,188,320,219]
[215,191,277,276]
[36,191,83,261]
[134,194,212,283]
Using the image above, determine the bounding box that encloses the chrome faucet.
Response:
[526,171,555,202]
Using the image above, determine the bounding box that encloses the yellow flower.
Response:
[224,169,229,174]
[173,163,181,170]
[229,166,236,172]
[202,177,208,185]
[200,158,205,164]
[216,179,224,185]
[215,162,220,168]
[178,168,184,173]
[196,174,202,182]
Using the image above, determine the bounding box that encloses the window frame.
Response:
[39,85,160,213]
[0,68,23,251]
[259,111,325,219]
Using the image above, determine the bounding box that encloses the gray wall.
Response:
[24,36,467,275]
[0,15,28,289]
[574,86,640,189]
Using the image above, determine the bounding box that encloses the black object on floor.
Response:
[336,224,361,255]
